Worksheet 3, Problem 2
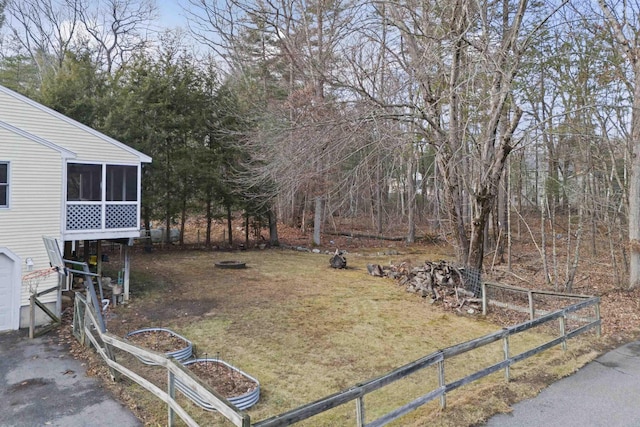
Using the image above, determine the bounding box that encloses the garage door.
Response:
[0,251,18,331]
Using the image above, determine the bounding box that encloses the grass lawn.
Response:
[104,246,599,426]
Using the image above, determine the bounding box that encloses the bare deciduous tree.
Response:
[347,0,545,270]
[4,0,156,79]
[187,0,362,245]
[76,0,157,73]
[597,0,640,289]
[4,0,80,79]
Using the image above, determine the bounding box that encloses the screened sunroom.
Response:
[64,162,142,241]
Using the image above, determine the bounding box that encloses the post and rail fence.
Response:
[253,293,600,427]
[75,293,251,427]
[73,271,600,427]
[23,267,61,339]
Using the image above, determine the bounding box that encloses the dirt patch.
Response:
[126,330,187,353]
[186,361,257,398]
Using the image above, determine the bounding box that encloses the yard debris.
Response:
[367,260,481,312]
[366,264,384,277]
[330,249,347,269]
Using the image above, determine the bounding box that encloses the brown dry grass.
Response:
[92,243,601,427]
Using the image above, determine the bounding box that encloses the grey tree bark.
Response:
[598,0,640,288]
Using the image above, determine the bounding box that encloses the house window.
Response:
[0,162,8,208]
[106,165,137,201]
[67,164,101,201]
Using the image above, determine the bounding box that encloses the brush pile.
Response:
[367,260,481,313]
[329,249,347,269]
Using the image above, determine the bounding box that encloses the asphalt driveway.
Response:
[484,340,640,427]
[0,328,140,427]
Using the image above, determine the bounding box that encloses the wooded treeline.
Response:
[0,1,638,289]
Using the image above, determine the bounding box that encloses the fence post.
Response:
[438,359,446,409]
[29,294,35,339]
[75,294,87,344]
[595,302,601,338]
[82,296,91,347]
[559,314,567,351]
[528,291,535,321]
[356,396,365,427]
[482,283,487,315]
[103,342,119,381]
[503,334,510,382]
[168,370,175,427]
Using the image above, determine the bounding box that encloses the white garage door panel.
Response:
[0,252,18,331]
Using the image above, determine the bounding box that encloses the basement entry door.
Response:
[0,250,19,331]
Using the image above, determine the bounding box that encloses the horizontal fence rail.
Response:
[481,282,601,325]
[255,293,600,427]
[29,284,61,339]
[74,280,600,427]
[75,294,250,427]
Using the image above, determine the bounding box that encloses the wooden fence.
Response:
[481,281,602,322]
[75,294,250,427]
[74,283,600,427]
[24,267,62,339]
[254,293,600,427]
[29,285,60,339]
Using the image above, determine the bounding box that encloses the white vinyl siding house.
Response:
[0,85,151,331]
[0,123,68,314]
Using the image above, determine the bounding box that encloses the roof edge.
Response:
[0,119,77,159]
[0,85,152,163]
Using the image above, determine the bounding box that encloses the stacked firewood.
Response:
[367,260,481,313]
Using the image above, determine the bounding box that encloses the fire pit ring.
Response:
[214,260,246,269]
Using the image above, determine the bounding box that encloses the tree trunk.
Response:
[226,204,233,246]
[205,196,212,247]
[142,197,152,240]
[439,149,469,264]
[541,197,551,286]
[468,197,490,271]
[179,197,187,246]
[442,20,469,265]
[507,158,513,271]
[497,170,508,264]
[628,69,640,289]
[313,195,323,245]
[406,153,416,243]
[468,114,521,270]
[245,213,250,246]
[596,0,640,288]
[268,208,279,246]
[375,159,383,234]
[164,208,171,245]
[301,194,307,234]
[164,150,172,245]
[565,199,584,292]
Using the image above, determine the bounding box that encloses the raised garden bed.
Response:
[177,358,260,411]
[125,327,193,365]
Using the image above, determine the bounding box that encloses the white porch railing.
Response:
[66,202,138,231]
